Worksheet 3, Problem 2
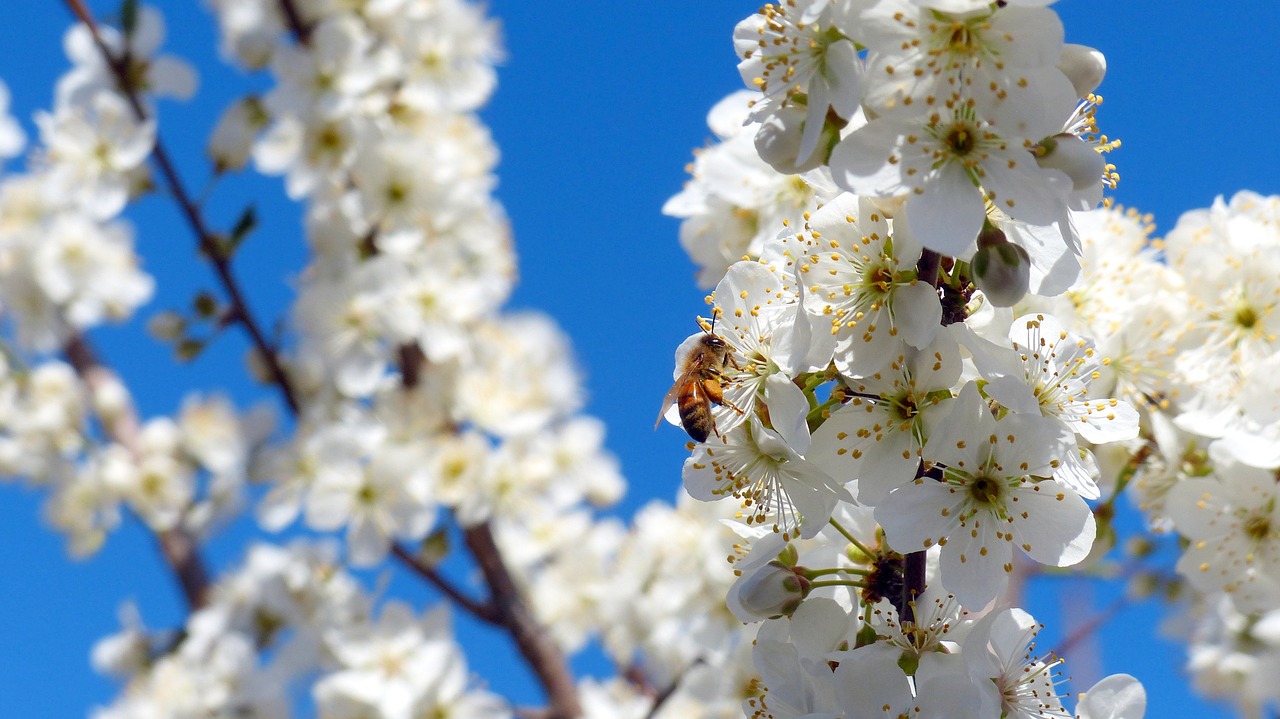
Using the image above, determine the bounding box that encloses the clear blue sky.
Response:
[2,1,1277,716]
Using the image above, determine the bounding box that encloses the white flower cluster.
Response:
[660,1,1150,716]
[4,3,625,717]
[91,541,507,719]
[1041,192,1280,716]
[0,12,275,556]
[209,3,627,611]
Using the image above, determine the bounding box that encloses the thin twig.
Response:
[63,334,212,610]
[276,0,313,44]
[1051,593,1129,658]
[61,0,301,416]
[642,660,702,719]
[390,543,498,624]
[67,4,580,715]
[465,524,582,719]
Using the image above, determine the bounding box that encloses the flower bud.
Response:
[728,560,812,621]
[971,229,1031,308]
[1035,134,1104,193]
[753,105,832,174]
[1058,44,1107,98]
[208,96,268,174]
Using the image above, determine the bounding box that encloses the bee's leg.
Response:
[703,378,746,416]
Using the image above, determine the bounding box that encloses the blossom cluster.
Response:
[0,10,249,556]
[0,2,632,717]
[1066,192,1280,717]
[661,0,1152,716]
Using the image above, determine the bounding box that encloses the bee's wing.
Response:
[655,366,700,429]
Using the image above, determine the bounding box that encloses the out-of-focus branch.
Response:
[62,0,301,417]
[1051,593,1128,658]
[63,334,212,610]
[65,4,579,715]
[465,523,582,719]
[276,0,313,44]
[641,659,702,719]
[390,543,498,624]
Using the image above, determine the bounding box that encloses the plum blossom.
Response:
[876,385,1095,609]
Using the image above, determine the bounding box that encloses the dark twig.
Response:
[1051,594,1129,658]
[465,524,582,719]
[62,0,301,416]
[63,334,212,610]
[276,0,313,44]
[642,659,702,719]
[901,248,944,626]
[390,543,498,624]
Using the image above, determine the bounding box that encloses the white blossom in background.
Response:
[663,91,837,289]
[58,5,197,106]
[0,80,24,160]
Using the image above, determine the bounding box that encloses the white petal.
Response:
[1077,674,1147,719]
[1011,480,1095,566]
[829,119,909,196]
[766,373,812,455]
[905,164,985,256]
[890,280,942,349]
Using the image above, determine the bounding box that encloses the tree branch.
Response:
[390,543,498,624]
[63,333,212,610]
[65,4,580,715]
[900,248,943,626]
[465,523,582,719]
[61,0,301,417]
[276,0,313,44]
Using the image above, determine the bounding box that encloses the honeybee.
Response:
[656,319,743,443]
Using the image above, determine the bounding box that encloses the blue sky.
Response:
[1,0,1276,716]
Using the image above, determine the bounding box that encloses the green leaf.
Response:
[120,0,139,39]
[192,291,220,319]
[176,338,207,363]
[227,205,257,254]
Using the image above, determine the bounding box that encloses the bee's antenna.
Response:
[709,307,719,335]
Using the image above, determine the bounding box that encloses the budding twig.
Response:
[275,0,313,44]
[465,523,583,719]
[61,4,581,716]
[61,0,301,416]
[63,333,212,610]
[390,543,498,624]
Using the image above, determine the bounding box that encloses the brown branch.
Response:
[1050,594,1128,658]
[61,0,301,417]
[642,660,702,719]
[67,4,579,714]
[390,543,498,624]
[63,334,212,610]
[465,523,582,719]
[276,0,313,44]
[901,248,944,627]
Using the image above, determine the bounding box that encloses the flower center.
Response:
[969,474,1002,505]
[1234,304,1259,329]
[945,125,976,156]
[1244,513,1272,541]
